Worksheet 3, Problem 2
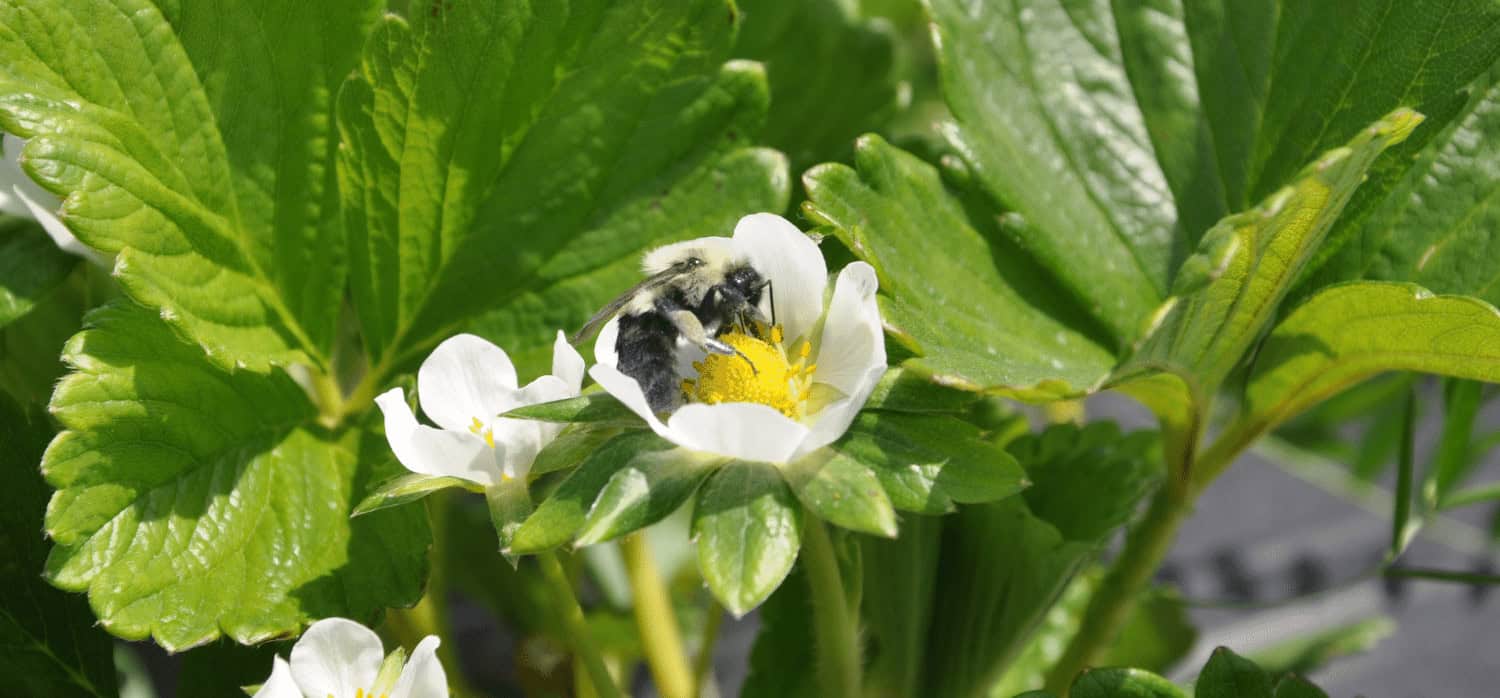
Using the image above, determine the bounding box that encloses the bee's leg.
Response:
[667,309,758,375]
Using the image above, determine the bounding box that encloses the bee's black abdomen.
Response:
[616,312,681,413]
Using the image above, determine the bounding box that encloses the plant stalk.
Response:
[537,551,624,698]
[802,516,861,698]
[1042,483,1192,694]
[621,534,694,698]
[692,602,725,697]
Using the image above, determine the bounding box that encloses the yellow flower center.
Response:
[683,325,815,419]
[327,691,385,698]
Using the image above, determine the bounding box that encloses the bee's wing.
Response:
[570,266,685,344]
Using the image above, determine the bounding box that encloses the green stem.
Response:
[621,534,694,698]
[692,602,725,697]
[537,551,624,698]
[802,516,861,698]
[1042,483,1192,694]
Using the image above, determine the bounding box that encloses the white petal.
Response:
[812,262,885,397]
[792,367,885,461]
[550,330,586,394]
[487,374,573,480]
[289,618,385,698]
[793,263,886,461]
[418,334,519,432]
[732,213,827,344]
[392,636,449,698]
[594,317,621,368]
[666,402,809,464]
[589,363,674,437]
[252,657,302,698]
[376,388,501,487]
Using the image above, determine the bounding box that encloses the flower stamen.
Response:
[683,325,815,419]
[469,417,495,449]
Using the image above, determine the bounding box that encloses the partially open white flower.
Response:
[590,213,886,465]
[376,332,585,487]
[0,133,110,266]
[253,617,446,698]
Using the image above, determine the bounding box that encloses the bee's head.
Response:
[726,265,764,298]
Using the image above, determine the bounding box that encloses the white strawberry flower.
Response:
[376,332,585,486]
[590,213,886,464]
[252,617,447,698]
[0,133,110,266]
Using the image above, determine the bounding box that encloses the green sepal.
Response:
[502,392,643,427]
[785,450,897,538]
[692,460,801,616]
[510,431,666,553]
[832,411,1028,515]
[353,473,482,517]
[487,479,534,564]
[575,444,720,546]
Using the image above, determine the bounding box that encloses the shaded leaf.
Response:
[741,566,817,698]
[0,214,75,328]
[1196,647,1272,698]
[734,0,900,170]
[920,423,1161,697]
[860,514,942,698]
[0,395,116,697]
[502,393,642,427]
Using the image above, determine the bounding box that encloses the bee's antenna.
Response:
[765,279,776,327]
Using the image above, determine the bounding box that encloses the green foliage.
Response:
[1239,283,1500,441]
[734,0,901,170]
[0,0,374,370]
[830,411,1029,515]
[42,303,428,650]
[1023,646,1338,698]
[804,135,1118,398]
[0,215,75,328]
[339,0,787,377]
[857,422,1159,697]
[0,395,116,697]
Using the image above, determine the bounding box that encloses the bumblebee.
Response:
[573,240,768,412]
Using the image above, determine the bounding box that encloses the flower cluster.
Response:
[376,213,885,482]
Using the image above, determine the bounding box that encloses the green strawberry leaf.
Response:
[1309,67,1500,305]
[0,395,116,697]
[803,135,1118,398]
[733,0,900,171]
[337,1,787,378]
[0,0,379,370]
[1230,282,1500,451]
[42,302,428,650]
[1072,668,1187,698]
[926,0,1177,343]
[0,215,76,328]
[785,450,897,538]
[1112,111,1418,474]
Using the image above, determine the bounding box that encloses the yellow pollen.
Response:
[331,691,387,698]
[683,327,815,419]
